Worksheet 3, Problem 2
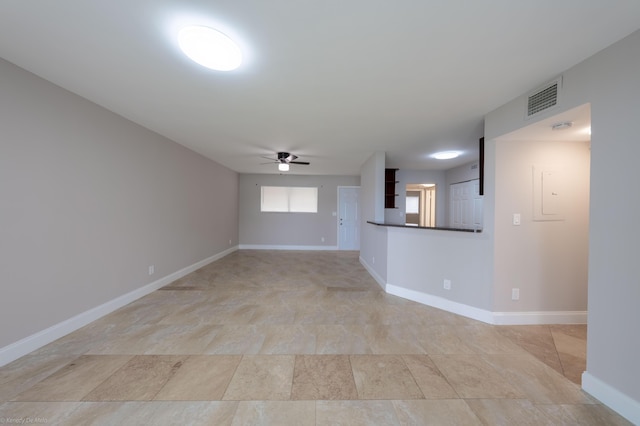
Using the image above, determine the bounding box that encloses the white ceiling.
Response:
[1,1,639,175]
[496,103,592,143]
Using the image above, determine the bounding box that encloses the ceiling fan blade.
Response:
[262,152,307,165]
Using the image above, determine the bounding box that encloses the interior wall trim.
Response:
[582,372,640,425]
[238,244,338,251]
[386,284,494,323]
[0,246,238,367]
[492,310,587,325]
[385,284,587,325]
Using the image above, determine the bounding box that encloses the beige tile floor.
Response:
[0,250,631,425]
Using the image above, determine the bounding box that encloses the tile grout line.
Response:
[399,354,426,400]
[547,325,569,380]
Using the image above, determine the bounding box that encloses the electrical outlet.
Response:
[321,237,325,242]
[443,279,451,290]
[148,265,155,275]
[229,239,232,245]
[372,256,375,265]
[512,288,520,300]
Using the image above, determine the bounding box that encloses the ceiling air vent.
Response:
[526,78,561,118]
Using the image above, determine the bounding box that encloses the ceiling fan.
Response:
[261,152,310,171]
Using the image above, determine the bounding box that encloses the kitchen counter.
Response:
[366,221,482,233]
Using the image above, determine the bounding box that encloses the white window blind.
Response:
[406,195,420,214]
[261,186,318,213]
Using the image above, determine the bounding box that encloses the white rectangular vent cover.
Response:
[527,78,561,118]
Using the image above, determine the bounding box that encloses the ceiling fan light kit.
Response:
[261,151,310,172]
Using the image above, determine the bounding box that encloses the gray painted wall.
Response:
[0,58,239,348]
[238,174,359,247]
[359,153,387,285]
[493,139,590,312]
[485,29,640,416]
[386,227,493,311]
[446,160,480,186]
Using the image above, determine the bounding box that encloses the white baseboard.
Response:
[386,284,495,323]
[359,257,386,290]
[0,246,237,367]
[385,284,587,326]
[239,244,338,251]
[582,372,640,425]
[492,310,587,325]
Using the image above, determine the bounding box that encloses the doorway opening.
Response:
[493,102,591,380]
[405,184,436,227]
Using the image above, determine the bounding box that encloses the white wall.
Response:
[492,139,590,312]
[0,59,238,356]
[359,153,387,286]
[361,152,386,224]
[238,174,359,248]
[446,160,480,186]
[485,29,640,423]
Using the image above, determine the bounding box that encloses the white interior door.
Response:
[338,187,360,250]
[450,179,483,230]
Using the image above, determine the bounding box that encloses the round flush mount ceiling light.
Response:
[431,151,460,160]
[178,25,242,71]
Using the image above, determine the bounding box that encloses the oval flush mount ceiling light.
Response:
[178,25,242,71]
[431,151,460,160]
